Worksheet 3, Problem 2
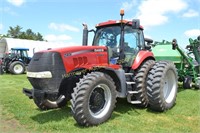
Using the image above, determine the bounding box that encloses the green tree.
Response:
[25,29,35,40]
[18,32,27,39]
[6,25,44,41]
[7,25,22,38]
[35,32,44,41]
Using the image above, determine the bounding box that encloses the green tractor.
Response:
[0,48,31,74]
[152,36,200,89]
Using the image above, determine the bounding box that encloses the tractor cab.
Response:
[93,20,144,67]
[83,10,153,71]
[9,48,31,64]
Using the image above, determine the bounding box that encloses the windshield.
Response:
[93,25,143,50]
[93,26,120,47]
[11,50,28,58]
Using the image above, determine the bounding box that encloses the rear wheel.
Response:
[147,61,178,112]
[135,59,155,107]
[71,72,117,126]
[9,61,25,74]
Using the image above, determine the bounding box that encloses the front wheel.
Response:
[71,72,117,126]
[147,61,178,112]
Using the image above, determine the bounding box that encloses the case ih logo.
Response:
[94,49,104,52]
[64,49,104,58]
[64,53,72,57]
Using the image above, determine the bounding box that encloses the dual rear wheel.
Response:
[147,61,178,111]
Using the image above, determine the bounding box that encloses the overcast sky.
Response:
[0,0,200,48]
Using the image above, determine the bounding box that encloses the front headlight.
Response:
[27,71,52,78]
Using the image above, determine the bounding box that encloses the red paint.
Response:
[96,20,143,30]
[38,46,120,72]
[132,51,154,70]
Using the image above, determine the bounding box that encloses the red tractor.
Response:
[23,10,178,126]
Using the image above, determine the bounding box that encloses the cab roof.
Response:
[11,48,29,51]
[96,20,144,30]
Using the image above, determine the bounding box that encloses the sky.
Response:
[0,0,200,48]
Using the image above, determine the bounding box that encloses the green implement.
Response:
[152,36,200,89]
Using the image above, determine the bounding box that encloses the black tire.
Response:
[135,60,155,107]
[147,61,178,112]
[9,61,25,74]
[183,76,192,89]
[71,72,117,126]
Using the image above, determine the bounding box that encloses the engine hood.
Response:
[38,46,107,55]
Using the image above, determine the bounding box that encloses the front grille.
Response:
[27,52,66,92]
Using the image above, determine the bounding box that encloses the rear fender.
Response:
[132,51,155,70]
[9,59,24,66]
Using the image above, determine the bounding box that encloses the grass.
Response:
[0,74,200,133]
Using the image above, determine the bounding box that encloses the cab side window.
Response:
[123,26,139,66]
[124,26,139,54]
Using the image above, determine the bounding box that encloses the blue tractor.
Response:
[0,48,31,74]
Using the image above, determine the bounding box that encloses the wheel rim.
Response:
[14,64,23,74]
[163,69,177,104]
[89,84,111,119]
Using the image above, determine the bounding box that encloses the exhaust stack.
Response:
[82,23,88,46]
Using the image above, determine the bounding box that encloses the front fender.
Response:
[132,51,155,70]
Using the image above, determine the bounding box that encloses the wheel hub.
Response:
[89,88,105,113]
[88,83,112,119]
[14,64,23,74]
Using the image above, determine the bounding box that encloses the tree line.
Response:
[0,25,45,41]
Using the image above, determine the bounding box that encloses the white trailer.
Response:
[0,38,71,58]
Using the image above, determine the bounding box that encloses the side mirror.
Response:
[145,38,153,44]
[172,39,178,50]
[132,19,140,29]
[144,38,153,50]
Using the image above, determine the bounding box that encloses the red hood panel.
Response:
[41,46,109,73]
[38,46,107,53]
